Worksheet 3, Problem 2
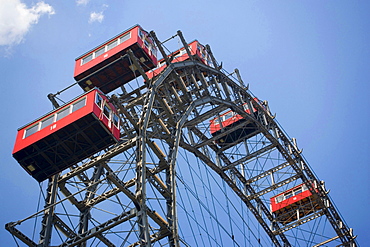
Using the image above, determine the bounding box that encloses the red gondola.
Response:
[74,25,158,94]
[12,89,120,182]
[146,40,209,79]
[270,182,321,224]
[209,99,259,144]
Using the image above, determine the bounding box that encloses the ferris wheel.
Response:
[7,25,357,247]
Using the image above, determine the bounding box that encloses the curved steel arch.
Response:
[6,32,357,247]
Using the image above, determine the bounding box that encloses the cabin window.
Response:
[81,54,93,65]
[173,51,180,59]
[223,112,233,121]
[293,187,303,195]
[96,94,103,108]
[113,114,119,127]
[201,49,207,59]
[56,107,70,121]
[40,116,54,130]
[213,118,219,124]
[25,123,39,138]
[144,39,150,48]
[151,44,157,57]
[95,47,106,58]
[243,103,250,111]
[120,32,131,43]
[147,44,153,55]
[103,104,111,119]
[180,49,187,55]
[72,97,86,112]
[139,29,144,39]
[159,60,166,67]
[107,40,118,50]
[302,184,308,191]
[275,195,284,204]
[284,191,293,200]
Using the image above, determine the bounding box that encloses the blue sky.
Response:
[1,0,369,246]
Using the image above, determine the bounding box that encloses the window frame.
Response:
[144,38,150,49]
[159,60,166,68]
[275,194,284,204]
[24,123,40,138]
[113,113,119,127]
[107,39,118,51]
[94,46,106,58]
[293,187,303,196]
[56,106,71,121]
[180,49,187,56]
[302,184,308,191]
[139,29,144,39]
[223,112,233,121]
[119,32,131,44]
[284,191,293,200]
[72,97,86,113]
[173,51,181,59]
[40,115,55,130]
[103,103,111,119]
[81,53,93,65]
[95,93,103,108]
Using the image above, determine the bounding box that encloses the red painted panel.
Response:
[74,25,157,79]
[146,40,208,79]
[270,183,317,213]
[12,89,121,182]
[271,190,313,212]
[12,90,96,154]
[209,100,258,135]
[92,93,120,141]
[74,25,157,93]
[74,26,139,79]
[12,89,120,155]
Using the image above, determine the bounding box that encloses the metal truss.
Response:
[6,30,357,247]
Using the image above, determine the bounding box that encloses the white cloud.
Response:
[76,0,89,6]
[0,0,55,46]
[89,11,104,24]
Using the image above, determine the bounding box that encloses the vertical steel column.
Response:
[135,85,160,246]
[135,130,151,246]
[77,164,104,247]
[38,174,59,246]
[39,94,62,247]
[166,139,180,247]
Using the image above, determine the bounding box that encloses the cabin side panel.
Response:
[271,189,313,213]
[74,27,139,80]
[11,89,120,182]
[12,91,95,154]
[91,92,120,141]
[146,40,205,80]
[74,26,157,93]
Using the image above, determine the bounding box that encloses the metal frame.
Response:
[6,30,357,247]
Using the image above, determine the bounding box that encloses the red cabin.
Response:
[209,100,259,144]
[270,182,321,224]
[74,25,158,94]
[12,89,120,182]
[146,40,209,79]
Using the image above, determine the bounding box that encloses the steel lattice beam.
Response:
[6,30,357,247]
